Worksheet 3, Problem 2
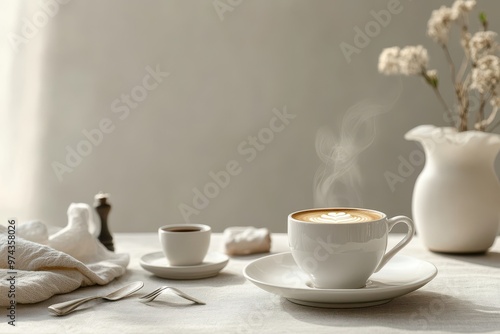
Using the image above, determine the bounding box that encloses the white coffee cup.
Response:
[158,224,211,266]
[288,208,414,289]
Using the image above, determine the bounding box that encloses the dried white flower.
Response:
[471,55,500,93]
[451,0,476,20]
[378,46,429,76]
[427,6,454,44]
[469,31,498,62]
[378,0,500,131]
[461,32,472,56]
[426,69,438,78]
[425,69,439,87]
[399,45,429,75]
[378,47,401,75]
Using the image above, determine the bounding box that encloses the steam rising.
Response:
[313,101,390,208]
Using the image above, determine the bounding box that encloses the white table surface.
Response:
[5,234,500,334]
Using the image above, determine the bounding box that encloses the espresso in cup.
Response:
[158,224,211,266]
[288,208,414,289]
[164,227,203,233]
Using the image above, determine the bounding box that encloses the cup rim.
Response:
[288,207,387,224]
[158,224,211,233]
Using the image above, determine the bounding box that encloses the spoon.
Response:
[48,281,144,316]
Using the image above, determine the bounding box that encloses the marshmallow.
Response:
[223,226,271,255]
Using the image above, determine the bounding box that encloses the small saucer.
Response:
[140,252,229,279]
[243,252,437,308]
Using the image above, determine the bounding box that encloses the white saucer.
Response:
[140,252,229,279]
[243,252,437,308]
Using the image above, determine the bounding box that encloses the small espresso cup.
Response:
[288,208,414,289]
[158,224,211,266]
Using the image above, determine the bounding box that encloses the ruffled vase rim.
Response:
[405,125,500,146]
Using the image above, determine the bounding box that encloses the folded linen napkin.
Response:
[0,203,129,306]
[223,226,271,255]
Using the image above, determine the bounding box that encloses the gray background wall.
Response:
[1,0,499,233]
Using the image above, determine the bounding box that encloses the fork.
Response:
[139,286,206,305]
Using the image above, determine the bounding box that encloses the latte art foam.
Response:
[293,209,382,223]
[309,212,372,223]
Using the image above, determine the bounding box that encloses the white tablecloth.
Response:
[5,234,500,333]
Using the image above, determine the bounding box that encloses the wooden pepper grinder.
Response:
[94,192,115,251]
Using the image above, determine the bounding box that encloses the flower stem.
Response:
[480,12,488,31]
[458,85,469,131]
[441,43,469,130]
[421,70,454,127]
[485,107,498,129]
[457,18,471,81]
[441,43,457,85]
[475,94,486,131]
[488,111,500,131]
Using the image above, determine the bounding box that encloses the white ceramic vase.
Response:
[405,125,500,253]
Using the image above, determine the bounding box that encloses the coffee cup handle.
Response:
[374,216,415,273]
